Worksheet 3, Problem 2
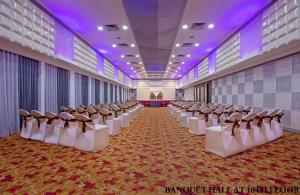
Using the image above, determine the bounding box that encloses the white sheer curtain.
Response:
[45,64,58,113]
[0,50,19,137]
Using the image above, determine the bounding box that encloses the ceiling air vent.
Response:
[105,24,120,31]
[177,54,185,57]
[173,61,180,64]
[191,22,206,30]
[118,43,129,48]
[126,54,134,57]
[182,43,193,47]
[131,62,138,64]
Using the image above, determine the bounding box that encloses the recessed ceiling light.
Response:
[130,43,135,47]
[175,70,178,73]
[136,54,140,57]
[208,23,214,29]
[134,70,136,73]
[131,67,134,70]
[122,25,128,30]
[206,48,212,52]
[97,26,104,31]
[182,24,188,29]
[187,54,191,58]
[178,67,181,69]
[121,54,125,58]
[126,62,130,64]
[181,62,185,64]
[112,44,117,48]
[167,67,170,69]
[194,43,199,47]
[178,74,182,77]
[139,62,142,64]
[171,54,175,58]
[169,62,172,65]
[175,43,180,47]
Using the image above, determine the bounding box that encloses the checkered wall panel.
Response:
[211,52,300,131]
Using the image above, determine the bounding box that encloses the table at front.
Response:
[138,100,172,107]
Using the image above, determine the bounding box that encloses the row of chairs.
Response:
[168,101,284,158]
[19,102,144,152]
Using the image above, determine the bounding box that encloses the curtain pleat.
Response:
[0,50,19,136]
[115,85,118,103]
[110,83,113,103]
[90,78,95,105]
[104,82,108,104]
[75,73,82,107]
[45,64,58,113]
[95,79,100,104]
[57,67,69,110]
[18,55,39,128]
[82,75,88,105]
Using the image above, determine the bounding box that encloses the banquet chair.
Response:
[211,107,225,126]
[86,107,101,124]
[99,107,121,136]
[77,107,88,116]
[74,114,110,152]
[110,104,123,118]
[58,112,79,147]
[189,107,213,135]
[205,113,244,158]
[19,109,35,139]
[263,110,279,142]
[68,107,78,116]
[272,109,284,139]
[30,110,47,141]
[117,103,131,126]
[44,112,62,144]
[180,103,199,128]
[242,106,252,116]
[238,113,257,150]
[251,111,269,145]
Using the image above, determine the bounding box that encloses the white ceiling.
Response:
[36,0,271,79]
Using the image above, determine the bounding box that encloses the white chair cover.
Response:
[19,109,34,139]
[205,113,244,158]
[30,110,47,141]
[58,112,79,147]
[74,114,110,152]
[44,112,62,144]
[251,111,268,145]
[238,113,257,150]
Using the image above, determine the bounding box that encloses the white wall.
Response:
[136,80,176,100]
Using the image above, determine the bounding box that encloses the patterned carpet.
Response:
[0,108,300,195]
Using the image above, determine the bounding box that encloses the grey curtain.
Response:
[82,75,88,105]
[75,73,82,107]
[0,50,19,137]
[18,55,39,128]
[75,73,88,106]
[119,86,122,102]
[18,56,39,112]
[57,67,69,110]
[95,79,100,104]
[115,85,118,103]
[45,64,58,113]
[91,78,95,105]
[104,82,108,103]
[110,83,114,103]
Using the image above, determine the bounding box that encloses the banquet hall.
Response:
[0,0,300,194]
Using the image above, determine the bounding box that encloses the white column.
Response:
[38,62,46,113]
[88,77,92,104]
[69,71,75,107]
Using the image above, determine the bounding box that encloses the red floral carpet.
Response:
[0,108,300,195]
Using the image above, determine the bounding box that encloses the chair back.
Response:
[19,109,30,117]
[224,113,242,136]
[240,113,257,129]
